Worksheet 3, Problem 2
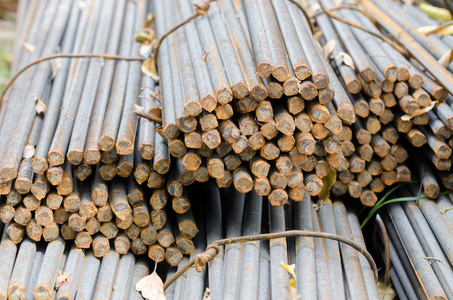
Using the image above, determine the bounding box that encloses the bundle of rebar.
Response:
[165,184,379,300]
[0,186,378,300]
[377,184,453,300]
[308,0,453,201]
[0,0,203,264]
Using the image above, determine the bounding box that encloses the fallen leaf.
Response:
[202,51,208,62]
[313,30,323,43]
[194,0,210,16]
[50,57,62,79]
[334,0,344,8]
[281,262,296,288]
[35,97,47,114]
[438,50,453,68]
[288,286,301,300]
[55,271,70,290]
[318,168,336,201]
[78,0,85,9]
[134,28,156,43]
[24,42,35,54]
[309,3,321,16]
[133,104,145,113]
[419,3,453,22]
[136,271,166,300]
[203,288,211,300]
[140,43,153,57]
[377,282,396,300]
[23,145,36,159]
[144,13,155,28]
[337,51,355,70]
[323,39,336,59]
[401,101,437,121]
[141,57,160,81]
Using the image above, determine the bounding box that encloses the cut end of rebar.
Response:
[184,100,203,117]
[7,284,25,300]
[425,184,440,199]
[257,62,273,79]
[383,65,399,82]
[116,141,134,156]
[97,136,115,152]
[360,191,377,207]
[231,83,249,100]
[250,84,268,101]
[397,67,410,82]
[312,73,329,90]
[84,149,101,165]
[299,82,317,101]
[0,165,17,183]
[47,149,65,167]
[14,180,32,195]
[337,107,356,124]
[269,189,288,206]
[272,65,290,82]
[33,285,52,300]
[178,117,197,133]
[32,157,48,174]
[360,67,377,81]
[138,145,154,161]
[294,65,312,81]
[201,94,217,113]
[216,87,233,105]
[432,86,449,102]
[408,74,424,90]
[283,78,299,96]
[162,124,180,140]
[67,150,84,165]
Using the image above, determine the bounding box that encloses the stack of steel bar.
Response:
[0,183,379,300]
[0,0,202,263]
[165,182,379,299]
[377,184,453,299]
[153,0,361,207]
[299,0,453,202]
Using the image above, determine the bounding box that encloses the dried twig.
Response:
[0,53,145,107]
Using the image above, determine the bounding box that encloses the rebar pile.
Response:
[378,184,453,300]
[0,186,378,300]
[0,0,201,264]
[165,185,378,300]
[309,0,453,201]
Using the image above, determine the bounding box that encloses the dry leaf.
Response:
[24,42,35,53]
[377,282,396,300]
[334,0,344,8]
[50,57,62,79]
[133,104,145,113]
[202,51,208,62]
[401,101,437,121]
[288,286,301,300]
[310,3,321,15]
[55,271,70,290]
[136,271,166,300]
[134,28,156,43]
[144,13,155,28]
[337,51,355,70]
[281,262,296,288]
[23,145,36,159]
[318,168,336,201]
[438,50,453,68]
[194,0,210,16]
[323,39,336,59]
[140,43,153,57]
[35,97,47,114]
[419,3,452,22]
[313,30,323,43]
[141,57,160,82]
[203,288,211,300]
